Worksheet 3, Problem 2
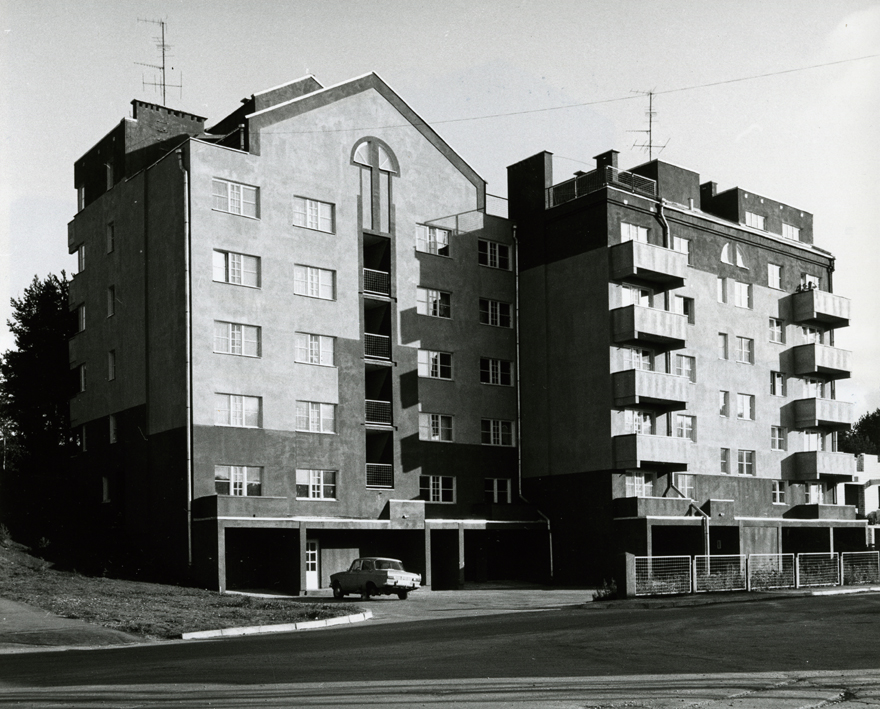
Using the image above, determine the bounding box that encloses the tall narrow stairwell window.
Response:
[352,138,399,233]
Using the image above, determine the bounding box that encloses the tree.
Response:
[838,409,880,456]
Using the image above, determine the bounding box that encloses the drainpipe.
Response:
[656,200,671,248]
[512,223,554,580]
[177,148,194,571]
[688,502,710,558]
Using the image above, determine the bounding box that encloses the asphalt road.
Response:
[2,593,879,707]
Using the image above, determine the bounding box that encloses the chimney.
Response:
[701,181,717,200]
[594,150,619,171]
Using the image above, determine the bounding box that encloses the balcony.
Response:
[609,240,687,291]
[364,333,391,360]
[612,495,691,518]
[366,463,394,489]
[793,397,853,430]
[363,268,391,296]
[785,504,857,521]
[612,434,690,471]
[547,166,657,207]
[192,494,288,519]
[790,289,850,329]
[612,369,689,409]
[611,305,687,350]
[365,399,392,426]
[789,451,856,482]
[789,343,851,380]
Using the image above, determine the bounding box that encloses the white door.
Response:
[306,540,319,590]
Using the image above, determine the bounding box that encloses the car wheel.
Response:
[397,590,408,600]
[332,582,344,599]
[362,583,376,600]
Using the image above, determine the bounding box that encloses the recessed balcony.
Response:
[611,305,687,350]
[609,241,687,291]
[788,451,856,482]
[612,369,689,409]
[785,504,857,521]
[612,433,690,471]
[364,333,391,360]
[793,398,854,430]
[366,463,394,489]
[789,343,851,380]
[365,399,393,426]
[790,289,850,329]
[363,268,391,296]
[612,495,692,519]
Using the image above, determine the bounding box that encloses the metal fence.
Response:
[745,554,795,591]
[547,166,658,207]
[364,333,391,359]
[635,555,691,596]
[796,552,839,587]
[365,399,392,425]
[694,555,747,593]
[365,463,393,489]
[841,551,880,586]
[363,268,391,296]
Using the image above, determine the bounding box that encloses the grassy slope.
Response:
[0,542,362,639]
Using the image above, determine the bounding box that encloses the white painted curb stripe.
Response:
[181,611,373,640]
[811,585,880,596]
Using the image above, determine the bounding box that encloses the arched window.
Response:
[351,138,398,233]
[721,243,747,269]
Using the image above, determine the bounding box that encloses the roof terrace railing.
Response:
[547,166,657,207]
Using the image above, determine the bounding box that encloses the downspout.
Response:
[656,200,671,248]
[688,502,710,558]
[512,223,554,579]
[177,147,194,570]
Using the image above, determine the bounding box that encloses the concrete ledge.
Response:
[810,586,880,596]
[181,611,373,640]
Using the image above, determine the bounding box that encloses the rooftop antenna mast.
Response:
[136,18,182,105]
[628,90,668,160]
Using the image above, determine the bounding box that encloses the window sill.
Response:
[212,208,260,221]
[213,280,262,290]
[294,429,337,435]
[418,375,453,381]
[415,250,452,259]
[479,382,515,387]
[419,438,455,444]
[294,361,337,368]
[296,497,337,502]
[214,352,262,359]
[214,424,262,429]
[291,224,335,235]
[294,294,336,301]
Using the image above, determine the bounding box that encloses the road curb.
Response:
[181,611,373,640]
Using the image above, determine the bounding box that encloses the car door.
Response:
[340,559,361,592]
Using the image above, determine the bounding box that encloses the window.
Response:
[621,284,652,307]
[102,476,110,503]
[782,223,800,241]
[214,322,261,357]
[105,162,114,190]
[735,337,754,364]
[718,333,729,360]
[771,426,786,451]
[717,277,728,304]
[805,482,822,505]
[625,409,655,435]
[672,236,691,264]
[720,448,730,474]
[215,394,261,428]
[295,469,337,499]
[106,222,115,253]
[107,350,116,381]
[418,350,452,380]
[486,478,512,504]
[77,244,85,273]
[76,304,86,332]
[478,239,511,270]
[625,471,655,497]
[479,298,512,328]
[295,401,336,433]
[212,178,258,218]
[801,273,820,290]
[805,430,826,452]
[674,473,694,499]
[353,138,397,233]
[294,265,335,300]
[721,243,747,268]
[417,288,452,318]
[804,377,828,400]
[673,296,695,324]
[736,394,755,421]
[675,414,696,441]
[770,371,786,397]
[624,347,653,371]
[213,251,260,287]
[109,414,117,444]
[77,186,85,212]
[768,264,782,290]
[215,465,262,496]
[719,390,730,417]
[419,475,455,503]
[292,196,334,233]
[620,222,649,243]
[737,449,756,476]
[480,357,513,386]
[481,419,514,446]
[801,326,824,345]
[77,364,87,393]
[416,225,451,257]
[772,481,786,504]
[106,286,115,317]
[294,333,335,366]
[745,212,765,230]
[419,413,453,442]
[675,355,696,382]
[734,281,752,309]
[769,318,785,344]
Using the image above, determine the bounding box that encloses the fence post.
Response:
[839,553,844,587]
[746,554,751,592]
[618,552,637,598]
[692,556,697,593]
[795,554,801,589]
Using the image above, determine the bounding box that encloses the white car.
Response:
[330,557,421,600]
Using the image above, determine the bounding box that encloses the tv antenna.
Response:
[136,18,182,105]
[628,90,668,160]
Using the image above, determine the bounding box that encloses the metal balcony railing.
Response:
[364,268,391,296]
[364,333,391,359]
[365,399,392,425]
[366,463,394,488]
[547,166,658,207]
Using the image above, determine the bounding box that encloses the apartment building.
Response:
[507,150,867,585]
[67,74,548,593]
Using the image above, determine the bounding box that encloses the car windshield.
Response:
[375,560,403,570]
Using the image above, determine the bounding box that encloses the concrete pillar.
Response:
[298,523,307,595]
[645,521,653,557]
[457,523,465,588]
[423,526,432,589]
[829,527,835,553]
[618,552,637,598]
[216,524,227,593]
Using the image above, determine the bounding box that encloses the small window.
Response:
[107,350,116,381]
[770,371,786,397]
[416,225,451,257]
[625,409,655,435]
[720,448,730,474]
[106,223,115,253]
[805,482,823,505]
[801,273,820,290]
[77,363,87,393]
[106,286,115,317]
[480,357,513,386]
[620,222,648,243]
[718,333,729,360]
[782,223,800,241]
[771,426,786,451]
[215,394,262,428]
[295,401,336,433]
[419,413,453,442]
[292,196,334,233]
[719,391,729,417]
[76,304,86,333]
[417,288,452,318]
[737,449,756,475]
[772,481,786,504]
[675,355,696,382]
[672,236,691,264]
[624,346,653,371]
[745,212,765,230]
[735,336,754,364]
[419,475,455,503]
[621,284,652,308]
[479,298,512,328]
[801,325,824,345]
[109,414,117,444]
[674,473,695,499]
[675,414,696,442]
[215,465,263,496]
[625,471,655,497]
[674,296,695,324]
[295,469,337,499]
[77,186,85,212]
[294,265,335,300]
[721,243,732,264]
[481,419,515,446]
[736,394,755,421]
[212,178,259,218]
[485,478,512,504]
[418,350,452,380]
[734,281,752,309]
[213,251,260,288]
[77,244,86,274]
[769,318,785,344]
[294,333,335,366]
[478,239,511,270]
[214,322,261,357]
[768,264,782,290]
[717,277,728,304]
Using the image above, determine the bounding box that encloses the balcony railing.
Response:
[790,288,850,329]
[609,240,687,291]
[790,451,856,481]
[612,433,690,471]
[364,333,391,359]
[611,305,687,350]
[547,166,658,207]
[612,369,689,409]
[793,397,854,430]
[365,399,392,425]
[366,463,394,488]
[785,504,857,521]
[789,343,851,380]
[364,268,391,296]
[612,495,692,519]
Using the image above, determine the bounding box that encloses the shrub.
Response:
[592,578,618,601]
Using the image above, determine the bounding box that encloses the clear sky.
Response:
[1,0,878,414]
